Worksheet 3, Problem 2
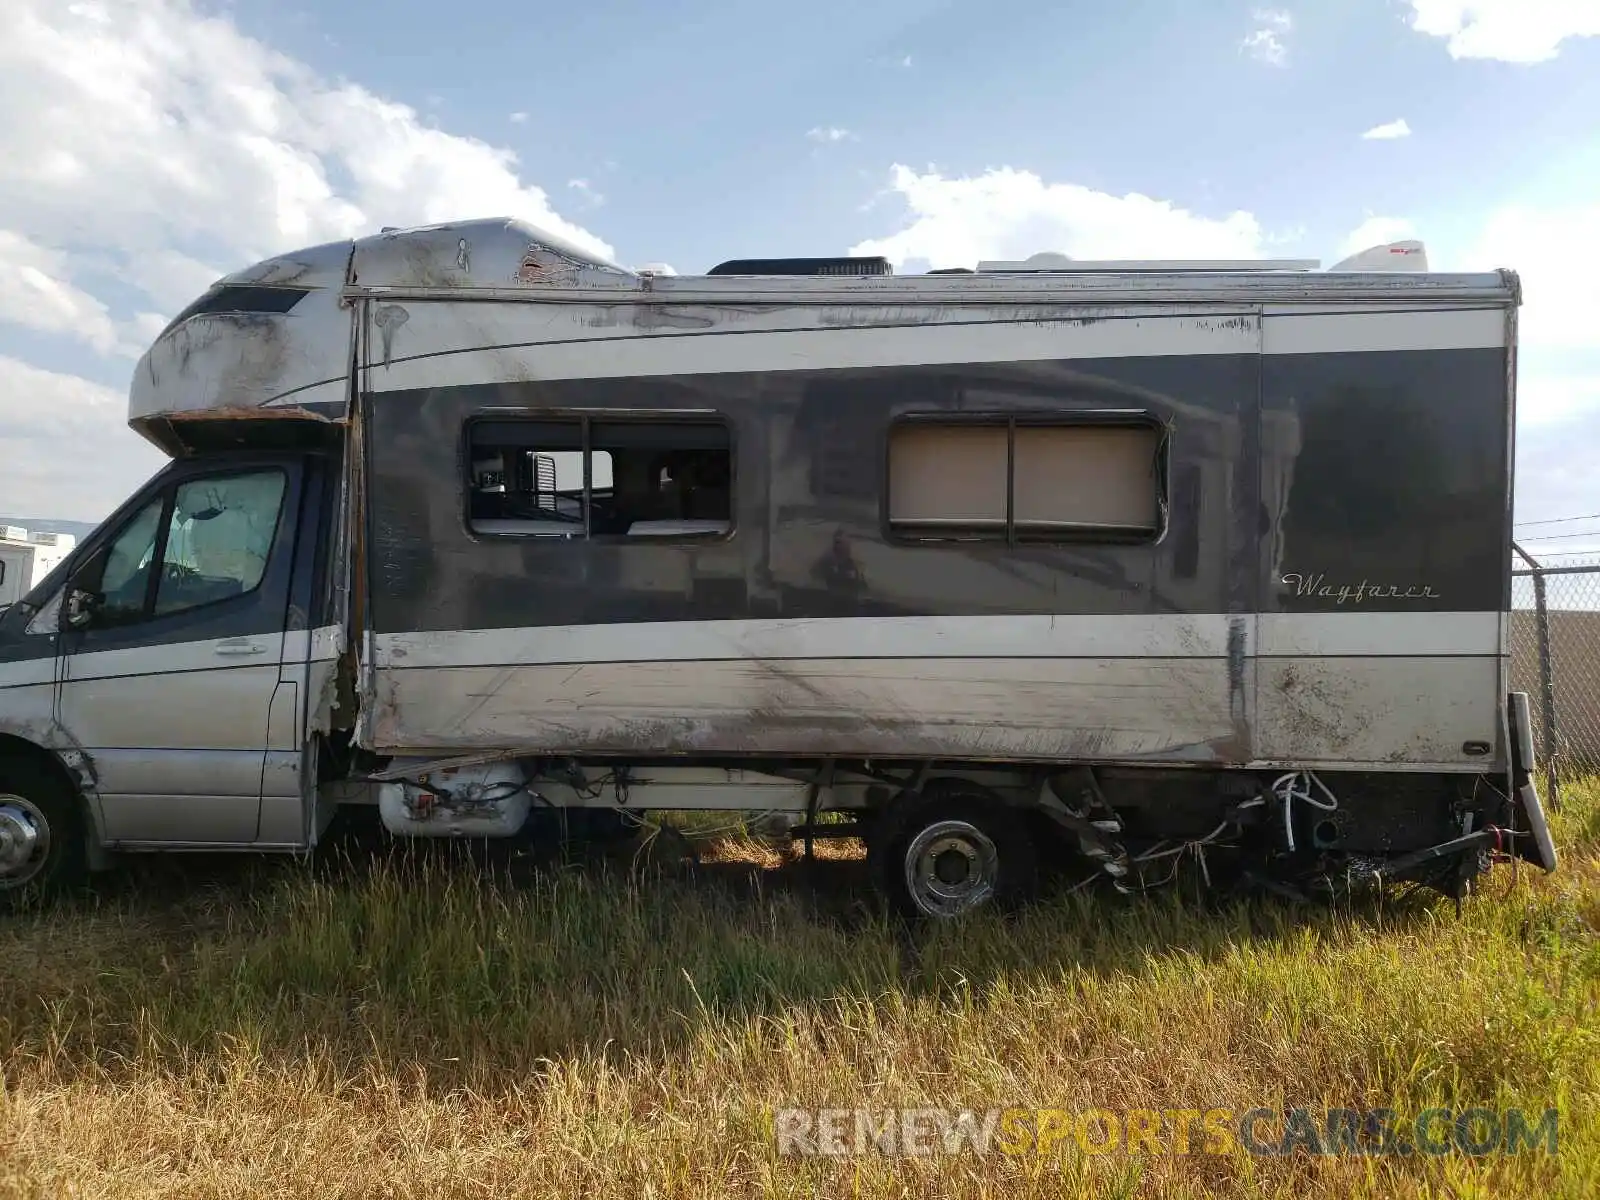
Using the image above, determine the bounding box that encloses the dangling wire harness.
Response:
[1271,769,1340,853]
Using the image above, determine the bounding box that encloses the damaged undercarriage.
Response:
[359,746,1559,921]
[1031,764,1540,907]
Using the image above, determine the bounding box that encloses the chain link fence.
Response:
[1510,549,1600,805]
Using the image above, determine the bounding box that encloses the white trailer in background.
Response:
[0,529,75,611]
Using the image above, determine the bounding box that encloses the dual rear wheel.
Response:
[867,784,1040,920]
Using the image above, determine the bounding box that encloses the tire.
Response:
[0,758,89,911]
[869,785,1039,920]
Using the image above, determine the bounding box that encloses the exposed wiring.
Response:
[1119,796,1267,892]
[1272,770,1339,854]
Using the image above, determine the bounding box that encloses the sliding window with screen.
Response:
[886,412,1167,544]
[466,415,732,540]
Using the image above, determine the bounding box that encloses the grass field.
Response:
[3,782,1598,1198]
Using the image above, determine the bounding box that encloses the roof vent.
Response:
[1327,239,1429,272]
[707,256,892,277]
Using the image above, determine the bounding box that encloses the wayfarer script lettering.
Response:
[1281,573,1440,605]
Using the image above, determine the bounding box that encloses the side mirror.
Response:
[62,586,102,630]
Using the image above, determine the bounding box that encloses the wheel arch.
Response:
[0,731,109,870]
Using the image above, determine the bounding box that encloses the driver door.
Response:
[56,460,303,845]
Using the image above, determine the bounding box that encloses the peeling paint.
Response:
[374,304,410,366]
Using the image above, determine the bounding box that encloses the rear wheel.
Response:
[0,760,88,911]
[870,785,1038,920]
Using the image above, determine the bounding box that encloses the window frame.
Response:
[73,465,290,630]
[881,408,1171,547]
[461,408,738,545]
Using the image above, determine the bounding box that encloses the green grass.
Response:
[2,785,1598,1198]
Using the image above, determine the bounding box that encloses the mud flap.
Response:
[1513,782,1559,874]
[1507,691,1558,873]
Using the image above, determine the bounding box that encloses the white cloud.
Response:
[0,230,122,354]
[902,55,914,67]
[1241,9,1293,65]
[1452,198,1600,451]
[567,178,605,206]
[807,127,856,144]
[1510,371,1600,428]
[1422,198,1600,444]
[0,1,613,303]
[0,356,167,522]
[1361,118,1413,140]
[1407,0,1600,62]
[1464,201,1600,351]
[848,165,1269,270]
[0,0,612,520]
[509,111,529,123]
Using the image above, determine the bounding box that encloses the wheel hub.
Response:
[904,820,999,917]
[932,844,972,885]
[0,796,50,887]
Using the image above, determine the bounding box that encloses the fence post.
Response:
[1531,568,1561,810]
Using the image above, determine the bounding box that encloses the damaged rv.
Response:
[0,219,1559,916]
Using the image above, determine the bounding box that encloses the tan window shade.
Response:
[1013,425,1160,531]
[888,424,1008,526]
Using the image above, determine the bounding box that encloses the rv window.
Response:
[888,418,1163,541]
[467,417,732,539]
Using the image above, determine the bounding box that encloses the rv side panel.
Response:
[360,311,1261,763]
[356,302,1512,773]
[1256,310,1511,769]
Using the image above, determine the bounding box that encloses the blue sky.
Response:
[1,0,1597,556]
[226,0,1600,276]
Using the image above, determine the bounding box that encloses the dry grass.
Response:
[2,786,1599,1198]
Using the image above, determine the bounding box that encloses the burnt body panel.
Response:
[356,335,1512,770]
[365,354,1256,634]
[366,347,1508,636]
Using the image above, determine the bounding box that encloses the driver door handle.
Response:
[214,638,267,657]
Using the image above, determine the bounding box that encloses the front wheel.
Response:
[870,788,1038,920]
[0,761,88,911]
